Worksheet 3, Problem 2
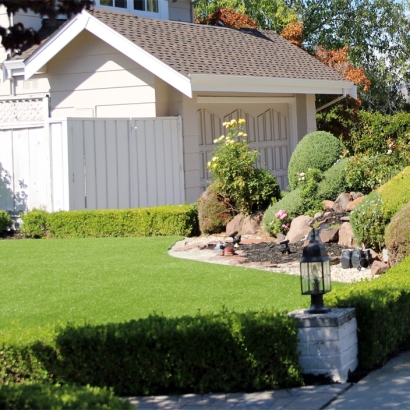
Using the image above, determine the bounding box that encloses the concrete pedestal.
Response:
[288,308,358,383]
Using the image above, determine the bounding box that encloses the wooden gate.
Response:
[67,117,185,210]
[198,103,292,191]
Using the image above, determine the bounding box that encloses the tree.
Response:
[0,1,93,52]
[195,7,258,29]
[290,0,410,114]
[194,0,297,32]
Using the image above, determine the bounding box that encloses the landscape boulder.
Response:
[346,196,365,212]
[338,222,356,247]
[371,260,390,275]
[320,228,339,243]
[226,214,244,236]
[323,200,334,211]
[333,193,353,213]
[287,215,313,244]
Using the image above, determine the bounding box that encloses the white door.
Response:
[198,103,293,191]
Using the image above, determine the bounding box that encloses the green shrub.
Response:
[325,257,410,370]
[385,202,410,266]
[55,310,302,395]
[21,205,199,238]
[288,131,344,190]
[0,310,302,396]
[263,188,304,234]
[208,119,280,215]
[0,210,12,232]
[317,159,349,200]
[21,209,49,238]
[0,383,133,409]
[345,154,403,194]
[197,182,232,234]
[351,167,410,250]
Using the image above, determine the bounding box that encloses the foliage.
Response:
[345,154,403,194]
[0,311,302,396]
[297,168,324,215]
[0,1,93,51]
[54,310,302,395]
[20,209,48,238]
[195,7,258,28]
[0,210,12,232]
[385,203,410,266]
[287,131,344,190]
[0,383,133,409]
[21,205,199,238]
[292,0,410,114]
[263,189,304,234]
[350,167,410,250]
[325,257,410,370]
[317,158,348,200]
[194,0,297,31]
[208,119,280,215]
[197,182,232,234]
[268,209,292,236]
[350,192,384,250]
[280,20,304,47]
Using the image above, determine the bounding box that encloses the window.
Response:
[99,0,158,13]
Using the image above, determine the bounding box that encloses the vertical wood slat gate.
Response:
[67,117,185,210]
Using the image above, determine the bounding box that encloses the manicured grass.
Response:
[0,237,346,329]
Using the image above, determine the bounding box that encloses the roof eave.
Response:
[7,10,193,98]
[189,74,356,96]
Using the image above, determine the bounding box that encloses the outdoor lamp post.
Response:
[300,229,331,314]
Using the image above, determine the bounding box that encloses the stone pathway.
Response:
[126,384,350,409]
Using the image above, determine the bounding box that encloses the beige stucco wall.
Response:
[296,94,317,141]
[168,0,193,22]
[46,31,156,117]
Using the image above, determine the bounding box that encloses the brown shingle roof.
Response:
[16,8,347,83]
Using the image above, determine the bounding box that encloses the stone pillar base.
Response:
[288,308,358,383]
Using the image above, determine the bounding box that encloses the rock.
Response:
[242,213,264,235]
[330,256,341,265]
[351,192,365,200]
[320,228,339,243]
[314,212,323,219]
[368,248,380,261]
[323,212,332,218]
[287,215,313,244]
[346,196,366,212]
[276,233,286,243]
[226,214,244,236]
[333,193,353,213]
[323,200,334,211]
[341,216,350,222]
[338,222,356,247]
[371,260,390,275]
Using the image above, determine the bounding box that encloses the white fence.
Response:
[0,116,185,212]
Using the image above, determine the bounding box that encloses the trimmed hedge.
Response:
[288,131,344,190]
[385,202,410,266]
[317,159,348,201]
[0,384,132,410]
[21,205,199,238]
[0,210,12,232]
[0,310,302,396]
[351,167,410,250]
[325,257,410,370]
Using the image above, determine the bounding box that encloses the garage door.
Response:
[198,103,292,191]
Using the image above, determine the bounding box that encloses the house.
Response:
[0,5,356,213]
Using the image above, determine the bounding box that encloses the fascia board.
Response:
[24,13,89,79]
[190,75,355,95]
[3,60,25,78]
[84,15,192,97]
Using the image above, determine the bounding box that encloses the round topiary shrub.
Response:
[0,210,12,232]
[197,182,233,234]
[288,131,344,190]
[317,158,349,201]
[263,188,304,235]
[351,166,410,250]
[385,202,410,266]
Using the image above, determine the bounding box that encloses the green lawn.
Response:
[0,237,345,329]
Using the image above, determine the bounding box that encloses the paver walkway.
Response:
[126,384,350,409]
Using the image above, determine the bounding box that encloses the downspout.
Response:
[316,89,347,113]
